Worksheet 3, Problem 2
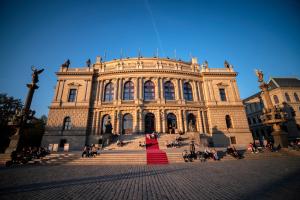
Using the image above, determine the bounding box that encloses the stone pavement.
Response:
[0,157,299,200]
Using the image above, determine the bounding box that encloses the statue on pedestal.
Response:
[31,66,44,84]
[255,69,264,83]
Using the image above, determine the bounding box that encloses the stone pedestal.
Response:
[5,134,20,154]
[272,124,288,148]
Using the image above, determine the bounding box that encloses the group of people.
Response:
[7,146,50,167]
[226,145,243,159]
[182,141,219,162]
[288,140,300,151]
[81,145,101,158]
[166,136,184,148]
[248,140,283,153]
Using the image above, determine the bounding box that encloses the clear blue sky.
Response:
[0,0,300,117]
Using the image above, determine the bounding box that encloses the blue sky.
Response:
[0,0,300,117]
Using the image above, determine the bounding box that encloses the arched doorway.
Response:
[122,113,133,134]
[145,113,155,133]
[167,113,177,134]
[187,113,197,132]
[101,115,111,134]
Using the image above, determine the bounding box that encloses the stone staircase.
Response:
[103,134,146,151]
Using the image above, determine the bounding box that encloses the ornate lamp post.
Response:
[255,69,288,147]
[5,66,44,153]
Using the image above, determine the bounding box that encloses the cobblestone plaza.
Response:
[0,157,299,200]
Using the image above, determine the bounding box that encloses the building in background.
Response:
[243,77,300,141]
[42,57,252,150]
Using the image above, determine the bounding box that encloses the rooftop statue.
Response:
[86,59,91,68]
[61,59,70,68]
[255,69,264,83]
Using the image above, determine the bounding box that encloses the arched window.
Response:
[104,82,114,102]
[164,81,175,100]
[144,81,155,100]
[183,82,193,101]
[285,93,291,102]
[101,115,111,134]
[167,113,177,133]
[294,93,299,102]
[225,115,232,129]
[273,95,279,104]
[187,113,197,131]
[123,114,133,134]
[123,81,134,100]
[63,117,71,131]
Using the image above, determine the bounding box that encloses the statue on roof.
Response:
[255,69,264,83]
[202,60,208,68]
[61,59,70,68]
[86,59,91,68]
[224,60,233,68]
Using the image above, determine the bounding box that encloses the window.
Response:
[219,88,227,101]
[68,89,77,102]
[285,93,291,102]
[144,81,155,100]
[164,81,175,100]
[104,82,114,102]
[123,114,133,134]
[273,95,279,104]
[183,82,193,101]
[123,81,134,100]
[225,115,232,128]
[230,136,236,144]
[63,117,71,131]
[294,93,299,102]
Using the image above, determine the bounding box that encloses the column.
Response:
[178,110,183,132]
[59,80,66,103]
[192,81,199,102]
[95,111,100,135]
[98,80,104,104]
[134,78,138,100]
[157,110,161,133]
[84,80,88,101]
[183,110,187,133]
[134,109,139,133]
[139,109,144,133]
[161,109,166,133]
[209,80,216,101]
[54,80,60,101]
[114,79,119,102]
[118,78,123,103]
[160,78,165,101]
[180,79,184,101]
[155,78,159,101]
[198,110,204,133]
[92,111,98,135]
[197,81,202,101]
[139,78,143,101]
[203,80,210,102]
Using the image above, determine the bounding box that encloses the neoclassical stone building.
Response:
[42,57,252,149]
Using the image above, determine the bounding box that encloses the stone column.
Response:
[54,80,60,101]
[139,109,144,133]
[139,78,143,101]
[156,110,161,132]
[178,110,183,132]
[95,111,100,135]
[198,110,203,133]
[114,79,119,104]
[177,79,181,100]
[155,78,159,101]
[134,78,138,101]
[134,109,139,133]
[92,111,98,135]
[183,110,187,133]
[98,80,104,104]
[192,81,199,102]
[118,78,123,103]
[203,80,210,102]
[180,79,184,101]
[161,109,166,133]
[59,80,66,103]
[197,81,202,101]
[160,78,165,102]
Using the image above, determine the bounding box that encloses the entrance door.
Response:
[145,113,155,133]
[123,114,133,134]
[167,113,177,134]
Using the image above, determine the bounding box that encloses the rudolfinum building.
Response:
[42,56,252,150]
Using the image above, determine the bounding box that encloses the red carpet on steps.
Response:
[146,135,169,164]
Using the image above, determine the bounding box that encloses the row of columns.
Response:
[95,77,204,104]
[91,108,209,135]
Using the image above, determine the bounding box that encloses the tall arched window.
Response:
[164,81,175,100]
[123,114,133,134]
[144,81,155,100]
[63,117,71,131]
[273,95,279,104]
[285,93,291,102]
[187,113,197,131]
[104,82,114,102]
[167,113,177,133]
[101,115,111,134]
[294,93,299,102]
[123,81,134,100]
[183,82,193,101]
[225,115,232,129]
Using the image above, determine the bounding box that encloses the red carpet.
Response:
[146,135,169,164]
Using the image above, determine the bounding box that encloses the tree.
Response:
[0,93,23,152]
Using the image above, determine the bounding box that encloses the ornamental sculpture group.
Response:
[5,66,44,153]
[255,69,288,147]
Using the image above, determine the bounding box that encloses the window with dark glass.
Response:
[225,115,232,128]
[219,88,227,101]
[273,95,279,104]
[68,89,77,102]
[183,82,193,101]
[123,81,134,100]
[294,93,299,102]
[144,81,155,100]
[285,93,291,102]
[63,117,71,130]
[164,81,175,100]
[104,82,114,102]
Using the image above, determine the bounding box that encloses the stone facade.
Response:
[243,77,300,141]
[42,57,252,150]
